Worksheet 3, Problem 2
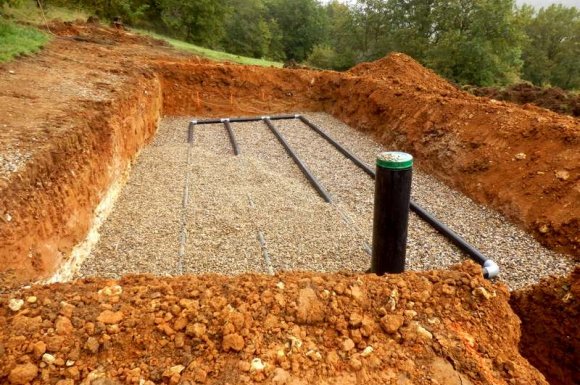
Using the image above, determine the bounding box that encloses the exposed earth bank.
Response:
[1,262,548,385]
[511,267,579,385]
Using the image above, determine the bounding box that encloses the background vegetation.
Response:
[1,0,578,89]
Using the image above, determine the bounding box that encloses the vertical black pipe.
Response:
[371,152,413,275]
[223,120,240,155]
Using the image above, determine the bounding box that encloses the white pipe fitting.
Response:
[483,260,500,279]
[261,116,270,120]
[220,118,230,122]
[190,120,197,125]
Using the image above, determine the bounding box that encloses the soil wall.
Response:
[0,71,162,287]
[325,70,579,258]
[157,62,328,117]
[511,268,579,385]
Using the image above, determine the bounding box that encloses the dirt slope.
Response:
[334,53,579,257]
[0,262,548,384]
[511,268,579,385]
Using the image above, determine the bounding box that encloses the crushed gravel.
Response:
[78,113,575,290]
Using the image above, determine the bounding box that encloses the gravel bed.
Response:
[78,114,574,290]
[78,119,187,278]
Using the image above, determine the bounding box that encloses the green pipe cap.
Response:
[376,151,413,170]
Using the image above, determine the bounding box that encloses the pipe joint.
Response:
[294,114,301,119]
[261,116,270,120]
[483,260,499,279]
[190,120,197,125]
[220,118,230,123]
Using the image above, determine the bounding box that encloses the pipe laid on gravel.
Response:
[297,115,499,278]
[187,121,195,144]
[263,118,332,203]
[194,114,298,125]
[222,119,240,156]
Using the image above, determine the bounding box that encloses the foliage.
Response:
[0,17,49,62]
[307,44,338,69]
[222,0,283,60]
[521,5,580,89]
[425,0,524,86]
[265,0,327,61]
[3,0,578,89]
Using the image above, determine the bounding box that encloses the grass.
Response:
[134,29,283,68]
[0,18,50,63]
[2,0,89,24]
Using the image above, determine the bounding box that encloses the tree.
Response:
[222,0,270,58]
[324,0,358,69]
[521,5,580,89]
[265,0,326,61]
[160,0,227,48]
[426,0,524,86]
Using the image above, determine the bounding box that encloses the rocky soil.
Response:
[1,262,549,385]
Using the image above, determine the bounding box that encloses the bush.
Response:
[306,44,337,69]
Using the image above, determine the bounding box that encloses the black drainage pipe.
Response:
[263,118,332,203]
[193,114,298,125]
[298,116,374,177]
[223,119,240,156]
[187,121,195,144]
[297,116,499,278]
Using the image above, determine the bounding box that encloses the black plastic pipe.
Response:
[194,114,298,125]
[263,118,332,203]
[297,116,498,277]
[187,122,194,144]
[223,121,240,155]
[298,116,375,177]
[372,152,413,275]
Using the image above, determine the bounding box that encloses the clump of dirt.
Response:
[0,262,547,384]
[468,83,580,117]
[510,267,579,385]
[348,53,461,96]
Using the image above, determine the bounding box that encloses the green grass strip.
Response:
[0,18,50,63]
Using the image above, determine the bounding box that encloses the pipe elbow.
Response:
[190,120,197,125]
[483,260,499,279]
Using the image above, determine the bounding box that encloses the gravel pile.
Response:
[78,114,574,290]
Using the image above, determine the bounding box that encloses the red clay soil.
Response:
[0,262,548,385]
[468,83,580,117]
[510,267,579,385]
[0,22,578,288]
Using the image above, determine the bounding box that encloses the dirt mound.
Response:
[348,53,461,96]
[511,267,579,385]
[469,83,580,117]
[1,262,547,384]
[48,20,168,47]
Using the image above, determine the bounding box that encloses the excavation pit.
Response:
[66,113,573,290]
[0,24,577,384]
